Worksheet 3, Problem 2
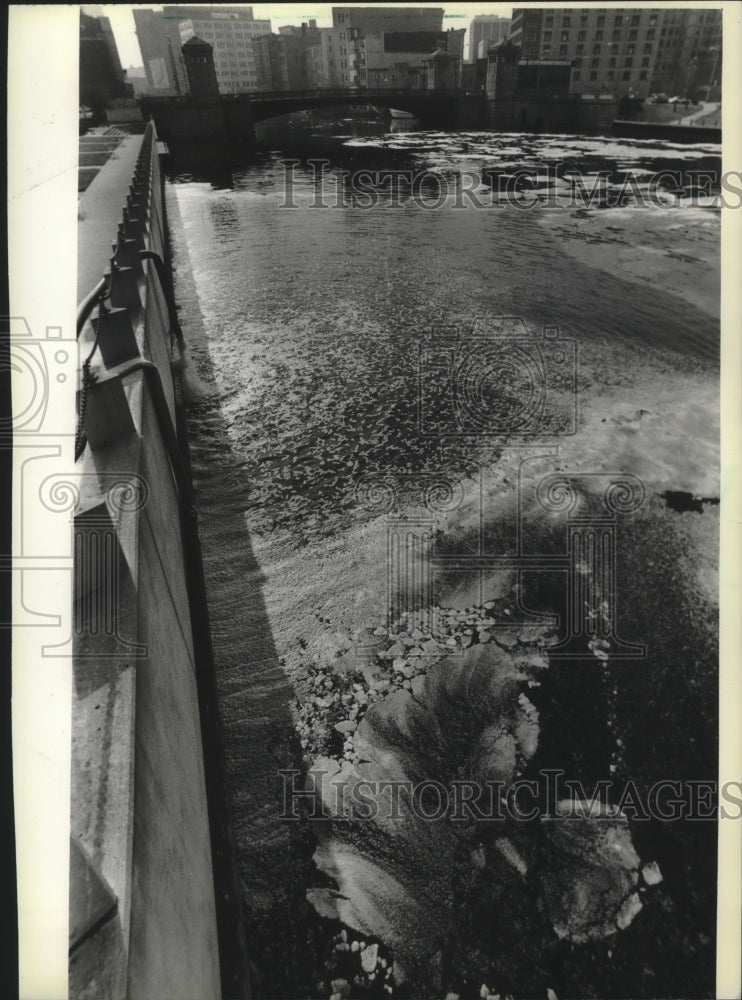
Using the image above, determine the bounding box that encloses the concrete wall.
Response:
[70,123,225,999]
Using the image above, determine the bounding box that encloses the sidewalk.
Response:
[77,132,144,303]
[676,102,721,127]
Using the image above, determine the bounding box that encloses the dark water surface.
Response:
[166,116,719,999]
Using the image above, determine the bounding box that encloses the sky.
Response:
[93,3,514,69]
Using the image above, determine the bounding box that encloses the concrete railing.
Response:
[71,122,248,999]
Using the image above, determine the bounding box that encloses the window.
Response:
[649,14,658,26]
[644,43,653,53]
[640,70,648,80]
[615,15,623,26]
[589,70,597,81]
[575,44,584,54]
[545,15,553,26]
[544,30,552,40]
[607,69,614,80]
[591,57,600,67]
[629,30,637,41]
[595,30,603,40]
[593,43,602,54]
[562,15,571,27]
[559,44,568,55]
[612,30,621,41]
[627,44,635,55]
[623,69,631,79]
[578,30,586,41]
[573,69,581,80]
[561,30,569,41]
[647,30,655,40]
[597,15,605,27]
[609,57,616,67]
[624,57,633,67]
[642,57,650,67]
[631,14,640,26]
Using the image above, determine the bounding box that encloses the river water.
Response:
[166,116,720,999]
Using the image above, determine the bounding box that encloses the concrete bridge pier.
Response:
[140,96,257,146]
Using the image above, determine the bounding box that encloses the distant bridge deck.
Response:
[145,87,482,122]
[139,88,616,142]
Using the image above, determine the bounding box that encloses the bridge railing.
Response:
[245,87,474,102]
[141,87,478,105]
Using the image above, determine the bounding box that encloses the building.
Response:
[332,7,444,35]
[328,6,445,87]
[80,9,130,109]
[650,8,722,100]
[124,65,149,97]
[253,30,317,91]
[305,28,345,88]
[360,28,465,88]
[176,7,272,93]
[135,6,272,95]
[510,7,665,97]
[508,7,723,99]
[468,14,511,62]
[134,8,189,95]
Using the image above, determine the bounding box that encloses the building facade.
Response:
[650,8,722,100]
[360,28,464,88]
[134,8,188,95]
[510,7,661,97]
[135,6,272,95]
[468,14,511,62]
[80,10,130,108]
[329,6,447,88]
[509,7,722,99]
[177,7,271,93]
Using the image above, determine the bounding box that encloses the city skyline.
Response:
[92,3,514,68]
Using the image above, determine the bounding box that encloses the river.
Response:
[166,115,720,1000]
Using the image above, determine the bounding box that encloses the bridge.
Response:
[139,87,618,143]
[140,87,479,142]
[242,86,475,122]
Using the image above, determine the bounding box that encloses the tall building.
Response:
[467,14,511,62]
[176,6,271,93]
[134,8,189,95]
[253,28,318,91]
[330,6,445,87]
[80,9,129,108]
[332,7,444,35]
[510,8,664,97]
[650,8,722,100]
[135,6,272,95]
